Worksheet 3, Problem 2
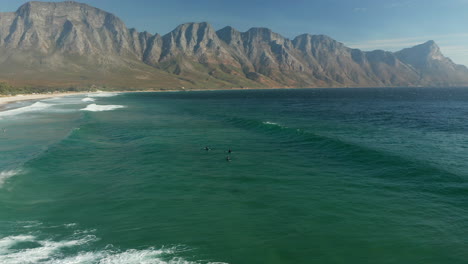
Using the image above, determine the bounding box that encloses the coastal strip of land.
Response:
[0,92,90,108]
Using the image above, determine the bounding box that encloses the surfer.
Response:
[204,146,211,151]
[226,156,231,162]
[227,149,232,154]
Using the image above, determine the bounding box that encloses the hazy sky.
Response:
[1,0,468,65]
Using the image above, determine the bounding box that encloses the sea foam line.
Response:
[80,104,125,112]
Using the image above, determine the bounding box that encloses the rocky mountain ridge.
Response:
[0,1,467,90]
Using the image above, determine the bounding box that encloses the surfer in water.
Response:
[204,146,211,151]
[226,156,231,162]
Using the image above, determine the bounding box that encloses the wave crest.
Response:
[0,102,54,118]
[81,97,95,102]
[0,233,227,264]
[80,104,125,112]
[0,170,21,188]
[0,234,97,264]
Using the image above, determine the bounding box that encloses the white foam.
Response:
[53,248,228,264]
[42,248,176,264]
[93,248,178,264]
[64,223,77,228]
[263,121,279,125]
[22,222,43,229]
[0,233,228,264]
[81,97,95,102]
[0,235,36,254]
[0,170,20,188]
[0,235,97,264]
[0,102,54,118]
[87,92,121,98]
[45,252,101,264]
[80,104,125,112]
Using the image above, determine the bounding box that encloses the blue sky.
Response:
[1,0,468,65]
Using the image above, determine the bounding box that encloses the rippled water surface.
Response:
[0,88,467,263]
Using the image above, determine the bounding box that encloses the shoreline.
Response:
[0,91,91,109]
[0,88,256,109]
[2,86,467,109]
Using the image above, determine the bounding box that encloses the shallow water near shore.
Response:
[0,88,468,263]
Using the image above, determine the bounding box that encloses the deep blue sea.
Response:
[0,88,467,264]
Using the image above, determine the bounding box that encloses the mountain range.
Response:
[0,1,467,90]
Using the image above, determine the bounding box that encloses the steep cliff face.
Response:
[1,1,145,58]
[0,1,466,90]
[157,22,242,73]
[0,1,190,89]
[160,23,224,60]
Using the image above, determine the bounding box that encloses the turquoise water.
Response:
[0,88,467,263]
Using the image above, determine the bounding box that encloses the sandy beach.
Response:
[0,92,91,108]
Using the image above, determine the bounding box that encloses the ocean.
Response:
[0,88,467,264]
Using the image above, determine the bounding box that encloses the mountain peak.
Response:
[422,40,436,46]
[0,1,467,89]
[407,40,439,52]
[217,26,240,35]
[170,22,217,38]
[18,1,92,12]
[175,22,212,29]
[293,33,344,54]
[168,22,217,40]
[16,0,118,22]
[161,21,224,60]
[16,0,118,23]
[216,26,241,44]
[242,27,286,44]
[295,33,331,39]
[396,40,444,63]
[5,0,139,56]
[417,40,440,53]
[247,27,272,33]
[293,34,336,44]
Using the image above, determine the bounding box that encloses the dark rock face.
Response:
[0,1,467,89]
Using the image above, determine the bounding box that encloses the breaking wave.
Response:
[0,234,97,263]
[0,233,227,264]
[0,170,21,188]
[81,97,95,102]
[0,102,54,118]
[262,121,281,126]
[87,92,121,98]
[80,104,125,112]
